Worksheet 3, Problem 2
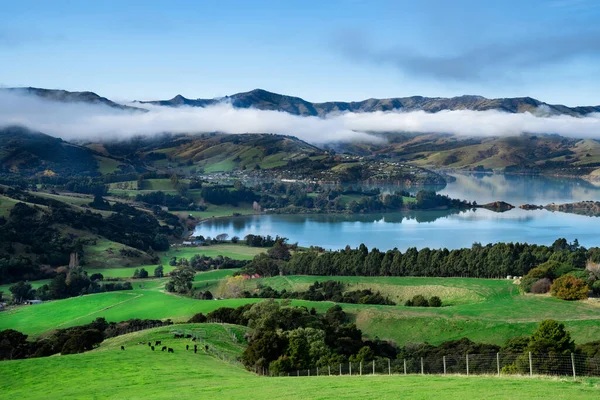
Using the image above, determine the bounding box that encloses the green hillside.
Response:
[0,325,598,399]
[3,274,600,347]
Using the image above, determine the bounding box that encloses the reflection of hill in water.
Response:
[203,209,469,231]
[440,173,600,204]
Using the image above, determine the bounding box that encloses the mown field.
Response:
[3,273,600,347]
[0,325,598,400]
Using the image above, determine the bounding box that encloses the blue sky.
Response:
[1,0,599,105]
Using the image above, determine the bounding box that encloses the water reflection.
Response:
[194,174,600,251]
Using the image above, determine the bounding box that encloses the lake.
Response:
[194,173,600,251]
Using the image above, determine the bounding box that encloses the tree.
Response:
[9,281,34,304]
[550,275,588,300]
[528,320,575,354]
[166,266,195,293]
[138,268,149,279]
[350,345,375,363]
[216,233,229,242]
[154,265,164,278]
[90,273,104,282]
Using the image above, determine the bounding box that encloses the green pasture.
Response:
[0,324,598,399]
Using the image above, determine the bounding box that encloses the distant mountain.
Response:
[140,89,600,117]
[3,87,145,112]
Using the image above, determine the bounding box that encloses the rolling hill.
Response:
[0,126,103,177]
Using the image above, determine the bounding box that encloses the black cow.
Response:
[151,346,155,351]
[186,345,189,351]
[205,345,209,351]
[155,341,161,346]
[194,345,197,354]
[148,342,151,346]
[161,346,167,352]
[185,334,192,338]
[168,348,174,353]
[121,346,125,351]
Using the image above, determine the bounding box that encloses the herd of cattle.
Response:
[120,333,210,354]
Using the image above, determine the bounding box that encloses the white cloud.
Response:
[0,91,599,143]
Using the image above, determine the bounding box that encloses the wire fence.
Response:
[269,353,600,378]
[170,327,244,368]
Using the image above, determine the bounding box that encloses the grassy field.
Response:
[83,238,156,269]
[3,274,600,347]
[172,204,255,220]
[0,325,598,399]
[159,244,266,262]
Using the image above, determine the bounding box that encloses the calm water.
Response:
[194,174,600,251]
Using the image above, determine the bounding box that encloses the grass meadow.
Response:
[0,325,598,399]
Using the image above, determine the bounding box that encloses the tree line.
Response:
[0,318,171,360]
[240,238,593,279]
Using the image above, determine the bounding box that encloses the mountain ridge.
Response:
[139,88,600,117]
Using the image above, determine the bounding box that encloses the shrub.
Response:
[411,295,429,307]
[550,275,589,300]
[520,266,553,292]
[188,313,207,323]
[530,278,552,294]
[592,280,600,296]
[429,296,442,307]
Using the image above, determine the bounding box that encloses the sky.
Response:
[1,0,600,106]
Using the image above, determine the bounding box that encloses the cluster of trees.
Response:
[200,185,257,206]
[241,238,595,280]
[244,234,288,248]
[135,191,202,210]
[404,294,442,307]
[168,255,250,271]
[188,301,397,373]
[8,269,133,303]
[243,281,395,306]
[520,259,600,300]
[0,317,171,360]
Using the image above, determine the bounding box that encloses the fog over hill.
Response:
[0,87,599,144]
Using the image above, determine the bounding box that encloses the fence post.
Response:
[403,359,407,375]
[317,367,319,376]
[388,358,391,375]
[497,353,500,376]
[528,352,532,377]
[297,370,299,377]
[350,362,352,376]
[308,369,310,377]
[360,361,362,376]
[340,363,342,375]
[443,356,446,375]
[466,354,469,376]
[373,360,375,375]
[571,352,576,379]
[420,357,424,375]
[329,365,331,376]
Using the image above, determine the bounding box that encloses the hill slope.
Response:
[2,87,144,112]
[2,325,598,399]
[0,126,103,177]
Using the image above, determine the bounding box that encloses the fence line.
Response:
[268,352,600,379]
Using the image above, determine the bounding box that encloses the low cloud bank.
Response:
[0,92,599,143]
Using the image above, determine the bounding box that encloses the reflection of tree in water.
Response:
[199,209,471,234]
